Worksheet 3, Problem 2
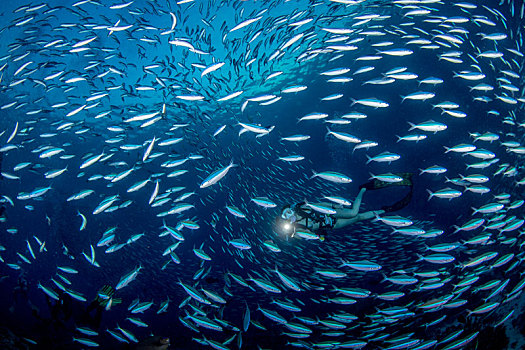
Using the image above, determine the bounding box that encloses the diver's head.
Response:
[273,205,297,237]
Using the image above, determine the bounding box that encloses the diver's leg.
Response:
[356,210,384,221]
[335,188,366,219]
[333,217,356,229]
[333,209,384,229]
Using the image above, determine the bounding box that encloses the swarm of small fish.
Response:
[0,0,525,348]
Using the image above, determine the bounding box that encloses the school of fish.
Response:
[1,0,525,348]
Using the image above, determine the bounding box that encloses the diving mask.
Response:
[281,207,296,222]
[279,207,297,236]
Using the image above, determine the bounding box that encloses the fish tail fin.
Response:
[365,155,372,164]
[395,135,402,142]
[426,189,433,201]
[407,121,415,130]
[350,98,357,106]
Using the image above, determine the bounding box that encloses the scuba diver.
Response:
[274,173,414,240]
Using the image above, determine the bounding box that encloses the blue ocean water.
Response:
[0,0,524,349]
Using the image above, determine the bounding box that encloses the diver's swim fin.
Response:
[381,187,414,213]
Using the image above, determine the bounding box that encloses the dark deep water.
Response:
[1,0,525,349]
